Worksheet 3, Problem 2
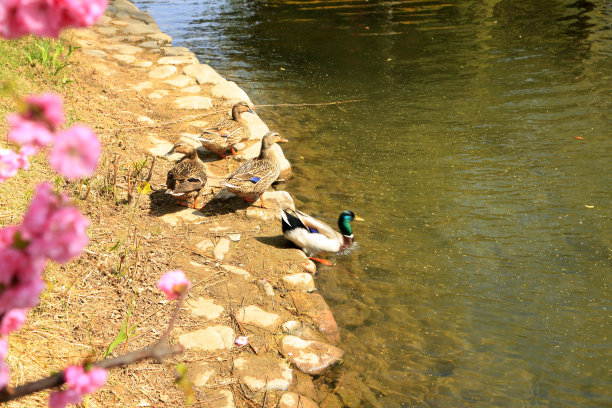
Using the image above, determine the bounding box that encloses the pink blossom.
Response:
[157,270,191,300]
[24,93,64,128]
[17,146,36,171]
[0,308,27,335]
[57,0,108,27]
[7,114,54,149]
[235,336,249,346]
[0,361,9,390]
[49,125,101,180]
[0,277,46,313]
[63,365,107,394]
[0,149,21,181]
[49,389,82,408]
[0,337,7,360]
[22,183,90,263]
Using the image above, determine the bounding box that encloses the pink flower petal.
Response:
[0,308,27,335]
[157,270,191,300]
[0,149,21,182]
[49,125,101,180]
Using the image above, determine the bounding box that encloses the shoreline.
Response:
[69,0,360,407]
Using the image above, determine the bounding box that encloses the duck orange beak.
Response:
[277,137,288,143]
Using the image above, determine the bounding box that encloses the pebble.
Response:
[233,355,293,393]
[123,22,159,35]
[157,55,199,65]
[211,81,251,105]
[164,75,194,88]
[220,265,252,281]
[282,273,315,293]
[278,393,320,408]
[281,335,344,375]
[136,115,154,124]
[162,46,192,56]
[257,280,275,298]
[138,40,160,48]
[97,26,118,35]
[83,49,107,58]
[228,233,241,242]
[131,81,153,91]
[159,208,209,226]
[299,260,317,275]
[195,238,214,252]
[192,366,216,387]
[147,32,172,46]
[188,297,224,320]
[236,305,281,331]
[105,43,143,54]
[291,292,340,345]
[148,65,177,79]
[180,85,201,93]
[92,63,117,77]
[112,54,136,64]
[133,61,153,68]
[282,320,303,335]
[183,63,226,85]
[213,238,230,260]
[147,90,168,100]
[178,326,235,352]
[173,96,213,110]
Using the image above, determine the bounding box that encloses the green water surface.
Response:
[135,0,611,406]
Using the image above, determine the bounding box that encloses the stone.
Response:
[139,40,160,49]
[246,207,282,222]
[183,64,225,85]
[214,238,230,260]
[258,280,275,297]
[83,49,107,58]
[233,355,292,393]
[221,265,251,281]
[105,43,143,55]
[195,238,214,252]
[159,209,209,226]
[111,34,146,42]
[133,60,153,68]
[147,32,172,46]
[271,144,292,180]
[203,389,234,408]
[173,96,213,110]
[236,305,281,331]
[192,365,216,387]
[158,55,199,65]
[76,39,96,48]
[299,260,316,275]
[178,326,235,352]
[261,191,295,210]
[131,82,153,91]
[136,115,155,124]
[97,26,118,35]
[281,336,344,375]
[148,91,168,100]
[146,135,173,157]
[129,10,156,25]
[211,81,251,105]
[112,54,135,64]
[162,46,192,56]
[123,22,159,35]
[97,15,112,25]
[282,273,315,293]
[149,65,177,79]
[189,120,209,128]
[282,320,303,335]
[113,0,140,12]
[241,113,270,141]
[92,63,117,76]
[228,233,241,241]
[181,85,201,93]
[164,75,194,88]
[278,393,319,408]
[290,293,340,345]
[188,297,224,320]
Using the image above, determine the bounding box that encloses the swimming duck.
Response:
[196,101,254,157]
[165,143,207,209]
[222,131,287,208]
[281,209,364,257]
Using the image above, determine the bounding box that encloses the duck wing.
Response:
[288,209,342,241]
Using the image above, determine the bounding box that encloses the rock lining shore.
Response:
[72,1,364,407]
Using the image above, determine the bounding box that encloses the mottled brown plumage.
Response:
[223,131,287,207]
[196,101,253,156]
[165,144,207,207]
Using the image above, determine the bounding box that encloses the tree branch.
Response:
[0,292,188,403]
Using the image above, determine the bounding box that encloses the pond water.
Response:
[133,0,611,406]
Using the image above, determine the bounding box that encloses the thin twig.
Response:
[254,99,364,108]
[320,371,345,408]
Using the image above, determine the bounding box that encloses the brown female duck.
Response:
[222,131,287,208]
[165,143,207,209]
[196,101,254,157]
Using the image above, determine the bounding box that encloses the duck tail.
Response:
[281,209,307,233]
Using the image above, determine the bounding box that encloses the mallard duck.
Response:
[281,209,364,257]
[165,143,207,209]
[222,131,287,208]
[195,101,254,157]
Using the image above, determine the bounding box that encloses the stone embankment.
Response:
[73,0,354,407]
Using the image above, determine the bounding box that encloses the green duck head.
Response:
[337,211,364,236]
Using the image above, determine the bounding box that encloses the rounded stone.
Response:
[281,335,344,375]
[112,54,136,64]
[279,393,319,408]
[211,81,252,105]
[183,64,226,85]
[178,326,235,352]
[236,305,282,331]
[282,273,315,293]
[173,96,213,110]
[158,55,199,65]
[148,65,177,79]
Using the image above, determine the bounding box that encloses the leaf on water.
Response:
[584,204,594,208]
[575,136,585,140]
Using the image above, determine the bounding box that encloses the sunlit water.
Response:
[134,1,611,406]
